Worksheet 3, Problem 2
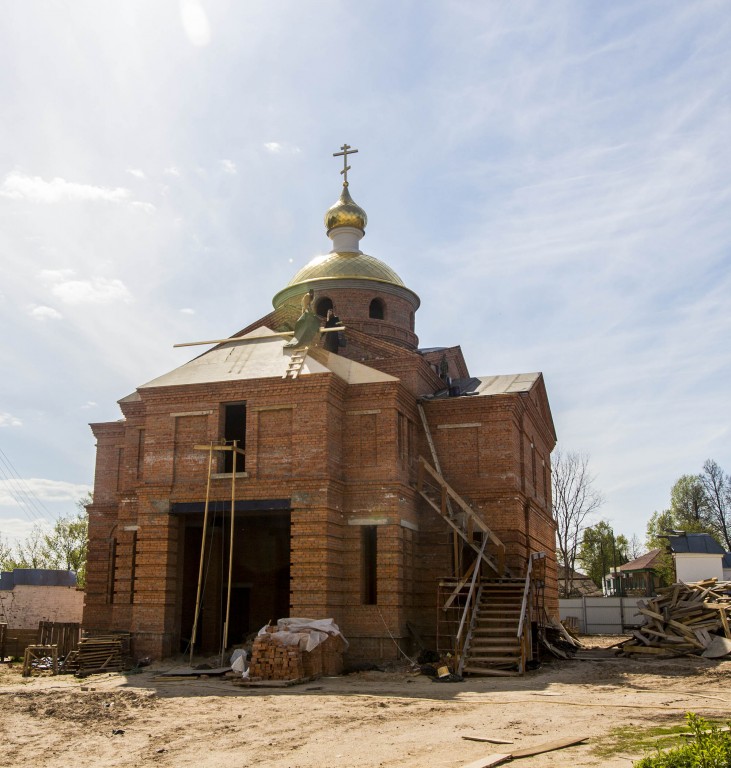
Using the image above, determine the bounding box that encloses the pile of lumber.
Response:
[619,579,731,657]
[63,635,126,676]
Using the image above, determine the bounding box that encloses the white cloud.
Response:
[164,166,181,177]
[0,172,130,203]
[28,305,63,320]
[0,412,22,428]
[180,307,195,315]
[126,168,146,179]
[263,142,301,155]
[130,201,156,213]
[220,159,237,175]
[80,401,98,410]
[40,270,133,304]
[0,478,91,507]
[180,0,211,47]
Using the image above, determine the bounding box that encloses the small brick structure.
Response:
[83,171,559,663]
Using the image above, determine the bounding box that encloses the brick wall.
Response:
[1,585,84,629]
[85,338,558,660]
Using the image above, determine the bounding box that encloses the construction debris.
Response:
[618,579,731,658]
[539,617,582,659]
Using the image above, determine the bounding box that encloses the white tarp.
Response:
[257,617,349,653]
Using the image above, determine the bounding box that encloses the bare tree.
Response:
[700,459,731,550]
[626,533,644,561]
[552,450,604,597]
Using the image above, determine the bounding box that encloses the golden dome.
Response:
[324,185,367,232]
[286,251,404,288]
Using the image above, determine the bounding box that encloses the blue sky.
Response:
[1,1,729,547]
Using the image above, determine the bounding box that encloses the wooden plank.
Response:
[510,735,588,759]
[459,735,588,768]
[459,753,512,768]
[462,737,514,745]
[637,606,664,622]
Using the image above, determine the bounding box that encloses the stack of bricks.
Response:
[248,627,305,681]
[247,627,345,681]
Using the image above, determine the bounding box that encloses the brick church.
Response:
[85,147,558,671]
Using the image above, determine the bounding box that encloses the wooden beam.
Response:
[174,326,344,348]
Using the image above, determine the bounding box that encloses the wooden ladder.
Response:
[283,346,308,379]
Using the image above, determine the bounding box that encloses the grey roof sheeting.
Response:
[467,373,542,396]
[666,533,727,555]
[138,327,397,389]
[723,553,731,569]
[0,568,77,590]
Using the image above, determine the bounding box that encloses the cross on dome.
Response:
[333,144,358,186]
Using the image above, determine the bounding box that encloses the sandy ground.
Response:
[1,637,730,768]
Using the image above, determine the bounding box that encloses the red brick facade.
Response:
[84,195,558,662]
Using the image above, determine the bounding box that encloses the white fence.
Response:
[559,596,645,634]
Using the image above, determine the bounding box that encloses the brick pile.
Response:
[248,627,305,680]
[248,627,345,681]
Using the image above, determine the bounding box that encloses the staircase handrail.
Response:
[456,536,487,649]
[517,551,546,640]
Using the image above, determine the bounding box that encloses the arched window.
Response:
[315,297,333,318]
[369,298,385,320]
[409,311,414,331]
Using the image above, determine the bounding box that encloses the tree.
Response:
[669,474,713,533]
[645,510,676,586]
[578,521,628,591]
[13,524,47,568]
[552,450,604,598]
[0,493,90,585]
[626,533,644,561]
[40,513,88,586]
[699,459,731,550]
[0,534,14,570]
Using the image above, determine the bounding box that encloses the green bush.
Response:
[635,714,731,768]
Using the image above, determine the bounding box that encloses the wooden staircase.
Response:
[462,579,525,676]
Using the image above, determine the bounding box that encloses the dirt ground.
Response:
[1,636,730,768]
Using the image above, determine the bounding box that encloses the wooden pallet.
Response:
[22,644,59,676]
[64,637,125,676]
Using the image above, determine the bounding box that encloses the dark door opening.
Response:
[179,509,291,653]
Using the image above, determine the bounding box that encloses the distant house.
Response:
[603,549,665,597]
[557,565,602,598]
[0,568,84,656]
[665,533,730,583]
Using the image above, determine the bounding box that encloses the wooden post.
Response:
[222,443,237,655]
[190,444,214,665]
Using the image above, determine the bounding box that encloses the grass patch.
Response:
[593,715,731,766]
[592,721,694,758]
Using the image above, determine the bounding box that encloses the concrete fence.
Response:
[559,596,646,634]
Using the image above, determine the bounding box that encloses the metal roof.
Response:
[666,533,726,555]
[618,548,663,572]
[0,569,77,590]
[138,327,397,389]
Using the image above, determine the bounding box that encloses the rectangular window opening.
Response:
[222,403,246,473]
[361,526,378,605]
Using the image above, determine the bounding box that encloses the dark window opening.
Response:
[223,403,246,473]
[361,525,378,605]
[369,298,385,320]
[409,311,414,331]
[315,297,333,318]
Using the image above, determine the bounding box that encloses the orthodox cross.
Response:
[333,143,358,185]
